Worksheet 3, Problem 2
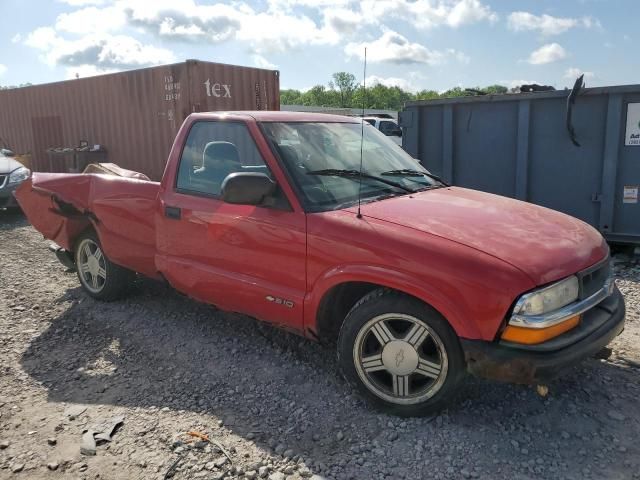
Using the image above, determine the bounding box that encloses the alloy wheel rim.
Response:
[77,239,107,293]
[353,313,448,405]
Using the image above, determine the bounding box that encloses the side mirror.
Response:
[221,172,276,205]
[391,128,402,137]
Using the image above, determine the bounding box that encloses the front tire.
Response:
[337,289,465,416]
[74,231,135,301]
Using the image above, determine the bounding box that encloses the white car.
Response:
[0,151,30,210]
[362,117,402,146]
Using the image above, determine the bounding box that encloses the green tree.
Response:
[279,72,513,109]
[329,72,357,107]
[300,85,330,106]
[0,83,33,90]
[414,89,440,101]
[440,87,467,98]
[280,89,303,105]
[482,84,508,95]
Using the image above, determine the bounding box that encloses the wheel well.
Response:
[315,283,454,343]
[71,223,98,253]
[315,282,382,343]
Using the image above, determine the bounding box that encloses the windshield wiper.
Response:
[307,169,415,193]
[380,169,449,186]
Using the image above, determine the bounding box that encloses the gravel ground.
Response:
[1,209,639,480]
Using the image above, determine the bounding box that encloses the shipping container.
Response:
[0,60,280,180]
[400,84,640,245]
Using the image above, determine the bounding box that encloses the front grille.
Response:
[0,175,7,189]
[578,258,611,300]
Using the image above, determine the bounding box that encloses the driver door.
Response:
[156,120,307,330]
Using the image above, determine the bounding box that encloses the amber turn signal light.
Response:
[501,315,581,345]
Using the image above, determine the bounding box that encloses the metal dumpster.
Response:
[400,84,640,245]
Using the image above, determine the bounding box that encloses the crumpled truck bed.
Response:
[15,172,161,278]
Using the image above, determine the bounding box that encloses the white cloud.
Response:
[528,43,567,65]
[56,6,126,34]
[508,11,599,36]
[116,0,496,52]
[359,0,497,29]
[252,54,277,70]
[24,27,59,51]
[447,0,498,27]
[0,64,7,77]
[123,0,243,43]
[25,27,175,69]
[64,64,117,79]
[117,0,341,52]
[11,34,22,44]
[499,79,541,89]
[236,10,339,53]
[267,0,353,8]
[564,67,594,80]
[365,75,420,92]
[27,0,485,71]
[322,7,367,35]
[58,0,107,4]
[345,29,467,65]
[448,48,470,64]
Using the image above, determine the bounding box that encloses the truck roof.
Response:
[192,111,361,123]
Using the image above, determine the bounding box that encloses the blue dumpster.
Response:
[400,84,640,245]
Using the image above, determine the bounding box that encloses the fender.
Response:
[304,263,483,340]
[16,173,161,279]
[15,178,92,251]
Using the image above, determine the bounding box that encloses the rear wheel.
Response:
[337,289,465,416]
[74,231,135,301]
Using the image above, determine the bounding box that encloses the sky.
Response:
[0,0,637,93]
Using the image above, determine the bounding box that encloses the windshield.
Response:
[261,121,440,212]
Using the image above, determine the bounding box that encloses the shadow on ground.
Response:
[0,208,27,230]
[18,276,640,478]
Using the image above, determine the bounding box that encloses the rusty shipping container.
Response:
[0,59,280,180]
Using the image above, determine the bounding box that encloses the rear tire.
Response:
[337,289,465,416]
[74,230,135,301]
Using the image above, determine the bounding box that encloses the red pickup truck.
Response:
[16,111,625,416]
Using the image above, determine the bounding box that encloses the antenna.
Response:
[356,47,367,219]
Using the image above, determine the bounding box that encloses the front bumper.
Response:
[0,182,20,208]
[461,287,625,384]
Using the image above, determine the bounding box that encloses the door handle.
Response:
[165,206,181,220]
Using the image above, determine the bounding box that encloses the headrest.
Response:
[278,144,299,164]
[203,141,240,167]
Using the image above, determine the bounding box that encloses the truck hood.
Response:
[357,186,607,285]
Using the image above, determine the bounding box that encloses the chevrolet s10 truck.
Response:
[16,112,625,416]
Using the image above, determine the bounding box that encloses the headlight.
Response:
[8,166,30,185]
[503,275,581,345]
[513,275,579,316]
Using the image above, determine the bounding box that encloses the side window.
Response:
[379,121,397,135]
[177,121,270,196]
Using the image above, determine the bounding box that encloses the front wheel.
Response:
[74,231,135,301]
[337,289,465,416]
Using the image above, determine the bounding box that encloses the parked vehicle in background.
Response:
[16,112,625,416]
[0,150,29,210]
[362,117,403,146]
